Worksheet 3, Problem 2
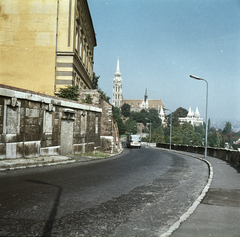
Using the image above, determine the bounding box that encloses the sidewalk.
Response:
[0,150,124,172]
[160,151,240,237]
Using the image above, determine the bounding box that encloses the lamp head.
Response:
[190,75,202,80]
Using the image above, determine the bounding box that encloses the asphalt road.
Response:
[0,147,208,236]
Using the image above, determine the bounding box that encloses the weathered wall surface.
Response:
[0,0,57,95]
[0,0,96,95]
[0,85,102,159]
[80,89,122,153]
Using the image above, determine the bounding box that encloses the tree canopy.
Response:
[112,105,239,149]
[121,103,131,117]
[113,107,125,135]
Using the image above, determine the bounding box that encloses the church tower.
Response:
[112,57,123,107]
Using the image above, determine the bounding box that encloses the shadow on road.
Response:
[27,180,62,237]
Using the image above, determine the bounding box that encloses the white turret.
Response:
[179,106,203,126]
[195,107,200,118]
[187,106,194,118]
[159,106,166,125]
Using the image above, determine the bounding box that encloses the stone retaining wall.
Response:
[80,89,122,154]
[0,85,102,158]
[156,142,240,167]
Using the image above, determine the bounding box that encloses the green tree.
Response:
[58,85,79,101]
[208,131,220,147]
[192,132,203,146]
[121,103,131,117]
[194,124,205,137]
[223,121,232,135]
[220,136,226,148]
[92,72,99,89]
[130,110,147,123]
[181,122,194,145]
[113,107,125,135]
[151,126,164,143]
[208,118,211,132]
[124,118,138,134]
[171,135,183,145]
[175,107,188,117]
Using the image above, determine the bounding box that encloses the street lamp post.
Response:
[165,109,172,150]
[145,118,151,146]
[190,75,208,158]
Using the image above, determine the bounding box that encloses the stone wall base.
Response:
[40,146,60,156]
[100,136,122,154]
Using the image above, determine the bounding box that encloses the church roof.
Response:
[122,99,164,108]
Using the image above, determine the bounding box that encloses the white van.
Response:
[126,134,141,149]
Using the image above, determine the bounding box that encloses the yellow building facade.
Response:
[0,0,96,96]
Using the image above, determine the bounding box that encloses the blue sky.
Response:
[88,0,240,122]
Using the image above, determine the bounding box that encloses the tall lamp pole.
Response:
[165,109,172,150]
[190,75,208,158]
[145,118,151,145]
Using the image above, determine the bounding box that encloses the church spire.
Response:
[112,57,123,107]
[144,88,148,103]
[115,56,121,76]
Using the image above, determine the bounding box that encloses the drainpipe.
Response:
[54,0,60,94]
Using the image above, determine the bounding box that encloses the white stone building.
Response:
[179,107,203,126]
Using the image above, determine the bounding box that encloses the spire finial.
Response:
[144,87,148,102]
[116,56,120,73]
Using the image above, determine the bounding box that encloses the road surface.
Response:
[0,147,208,236]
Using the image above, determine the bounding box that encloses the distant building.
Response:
[112,57,164,115]
[122,89,165,113]
[0,0,96,96]
[112,57,123,107]
[179,107,203,126]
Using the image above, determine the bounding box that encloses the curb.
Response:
[0,148,124,172]
[150,148,213,237]
[0,159,76,172]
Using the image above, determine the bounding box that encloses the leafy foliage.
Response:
[113,107,125,135]
[82,94,92,104]
[121,103,131,117]
[124,118,138,134]
[58,85,79,101]
[115,105,239,149]
[223,121,232,135]
[92,72,99,89]
[175,107,188,117]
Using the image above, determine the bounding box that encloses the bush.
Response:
[58,85,79,101]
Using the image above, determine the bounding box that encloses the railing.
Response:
[156,143,240,167]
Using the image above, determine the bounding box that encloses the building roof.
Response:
[122,99,164,108]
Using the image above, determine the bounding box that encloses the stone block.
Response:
[24,141,41,158]
[40,146,60,156]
